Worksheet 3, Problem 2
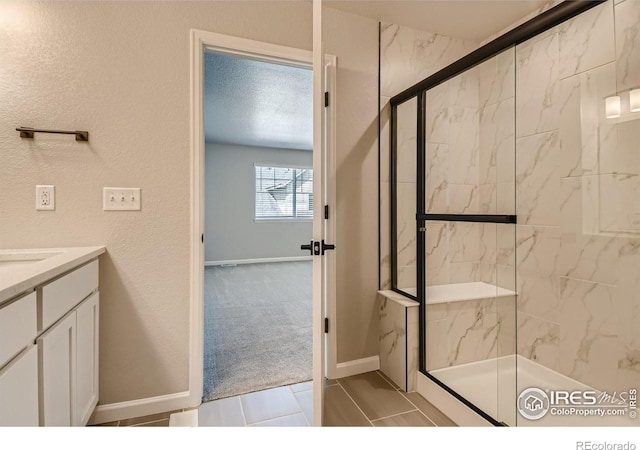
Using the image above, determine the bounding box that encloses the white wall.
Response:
[0,0,312,407]
[205,143,312,262]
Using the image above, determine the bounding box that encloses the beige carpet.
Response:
[202,261,312,403]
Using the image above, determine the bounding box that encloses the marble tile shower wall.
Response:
[425,296,503,370]
[395,97,418,290]
[380,0,640,395]
[379,22,517,372]
[379,22,478,291]
[515,0,639,393]
[424,50,516,291]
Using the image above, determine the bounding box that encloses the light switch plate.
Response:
[103,187,141,211]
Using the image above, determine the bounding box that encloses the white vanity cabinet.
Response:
[38,311,76,426]
[0,345,39,426]
[0,291,39,426]
[0,251,102,427]
[74,292,99,426]
[37,292,99,426]
[38,259,100,427]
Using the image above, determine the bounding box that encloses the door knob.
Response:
[321,240,336,255]
[300,240,314,256]
[300,241,327,256]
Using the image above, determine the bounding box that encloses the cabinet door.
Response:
[37,311,76,426]
[0,291,37,368]
[0,345,39,426]
[75,292,99,426]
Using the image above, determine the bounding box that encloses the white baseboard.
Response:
[169,409,199,427]
[416,372,492,427]
[90,356,378,424]
[205,256,312,266]
[332,356,380,379]
[89,391,193,425]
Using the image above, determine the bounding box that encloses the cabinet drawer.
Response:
[39,259,98,332]
[0,291,37,368]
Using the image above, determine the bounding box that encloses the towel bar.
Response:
[16,127,89,142]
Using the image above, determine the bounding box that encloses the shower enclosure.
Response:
[389,0,639,426]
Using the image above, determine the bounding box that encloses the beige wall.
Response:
[323,7,380,363]
[0,1,312,405]
[1,0,385,405]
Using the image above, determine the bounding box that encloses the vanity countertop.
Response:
[0,246,106,305]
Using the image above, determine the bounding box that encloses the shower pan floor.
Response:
[430,355,637,427]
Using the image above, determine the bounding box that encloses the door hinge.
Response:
[201,234,204,243]
[324,317,329,333]
[324,91,329,107]
[324,204,329,220]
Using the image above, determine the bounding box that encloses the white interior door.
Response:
[323,56,337,379]
[192,20,335,425]
[312,0,338,425]
[312,0,324,426]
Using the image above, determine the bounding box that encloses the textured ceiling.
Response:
[325,0,551,42]
[204,51,313,151]
[204,1,550,150]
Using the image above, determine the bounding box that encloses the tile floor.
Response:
[94,411,180,427]
[98,370,456,427]
[321,371,456,427]
[198,381,313,426]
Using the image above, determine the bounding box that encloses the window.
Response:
[255,165,313,220]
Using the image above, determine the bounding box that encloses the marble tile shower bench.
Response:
[378,282,516,392]
[378,290,419,392]
[402,282,516,304]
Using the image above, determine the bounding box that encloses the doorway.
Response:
[202,50,314,402]
[189,30,335,426]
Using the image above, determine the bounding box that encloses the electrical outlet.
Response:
[36,185,55,211]
[103,187,141,211]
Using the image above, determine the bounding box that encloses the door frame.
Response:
[188,29,337,423]
[323,55,338,379]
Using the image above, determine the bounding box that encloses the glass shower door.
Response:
[421,47,517,426]
[393,96,418,298]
